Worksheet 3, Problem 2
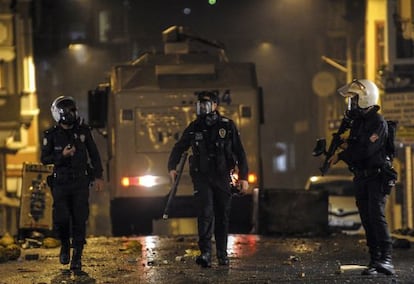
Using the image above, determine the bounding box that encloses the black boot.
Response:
[376,253,395,275]
[59,240,70,265]
[217,250,229,266]
[70,246,83,270]
[361,250,380,275]
[196,252,211,268]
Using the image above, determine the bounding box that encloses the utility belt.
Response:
[353,164,397,186]
[189,153,229,175]
[352,167,381,178]
[52,169,89,185]
[202,155,222,172]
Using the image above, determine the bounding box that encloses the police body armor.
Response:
[44,124,93,186]
[189,117,235,176]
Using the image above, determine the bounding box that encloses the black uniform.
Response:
[41,121,103,248]
[168,112,248,263]
[338,105,393,274]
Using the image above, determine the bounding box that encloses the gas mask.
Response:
[196,98,219,126]
[195,91,219,125]
[59,108,78,125]
[196,99,213,117]
[345,95,363,119]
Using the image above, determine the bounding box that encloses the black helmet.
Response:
[50,96,78,125]
[196,90,219,104]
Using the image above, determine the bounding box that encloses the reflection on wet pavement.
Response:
[0,234,410,283]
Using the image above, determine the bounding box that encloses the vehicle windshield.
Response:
[309,180,355,196]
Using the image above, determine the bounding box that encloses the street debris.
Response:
[0,234,410,283]
[0,232,15,246]
[119,240,142,253]
[0,232,22,263]
[42,237,60,248]
[184,249,200,257]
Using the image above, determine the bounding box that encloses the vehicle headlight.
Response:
[121,175,169,188]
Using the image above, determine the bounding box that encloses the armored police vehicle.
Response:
[89,26,262,236]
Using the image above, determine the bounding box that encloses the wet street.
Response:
[0,233,412,284]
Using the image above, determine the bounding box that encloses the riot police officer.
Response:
[329,79,395,276]
[41,96,104,270]
[168,90,249,268]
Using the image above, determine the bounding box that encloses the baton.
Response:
[163,151,188,219]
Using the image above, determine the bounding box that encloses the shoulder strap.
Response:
[219,116,231,130]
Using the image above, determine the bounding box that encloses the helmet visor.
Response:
[346,96,359,111]
[338,79,366,98]
[60,108,77,125]
[56,99,77,124]
[196,100,213,116]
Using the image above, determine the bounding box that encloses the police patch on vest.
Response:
[195,132,203,140]
[80,134,86,143]
[219,128,226,138]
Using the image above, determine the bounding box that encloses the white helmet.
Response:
[50,96,78,124]
[337,79,379,108]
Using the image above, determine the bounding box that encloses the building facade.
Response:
[0,0,39,235]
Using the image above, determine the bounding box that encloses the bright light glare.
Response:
[259,42,272,50]
[68,43,85,51]
[227,235,258,257]
[68,44,89,64]
[143,236,158,250]
[23,56,36,92]
[121,177,130,187]
[139,175,157,187]
[310,176,319,182]
[232,173,257,185]
[121,175,169,188]
[248,173,257,184]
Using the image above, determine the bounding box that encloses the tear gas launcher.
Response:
[312,114,352,175]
